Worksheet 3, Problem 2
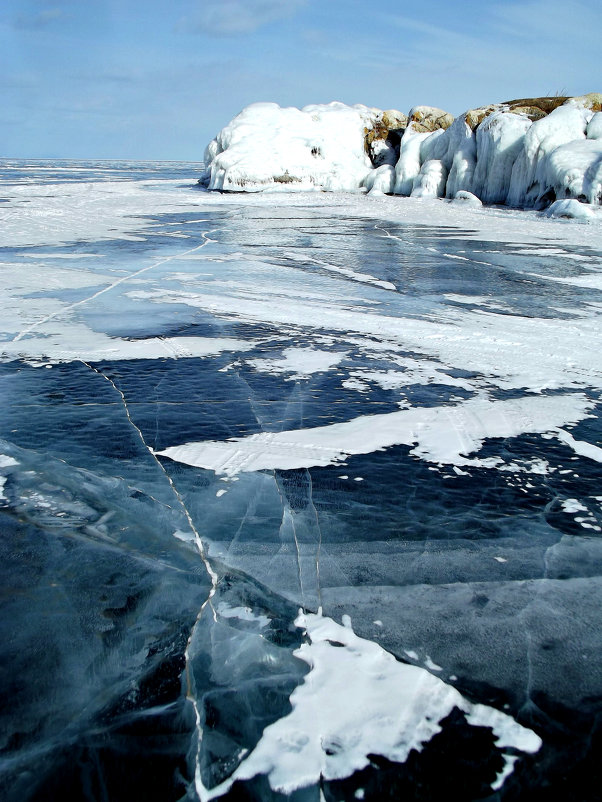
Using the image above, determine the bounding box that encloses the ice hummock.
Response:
[200,95,602,214]
[199,101,378,192]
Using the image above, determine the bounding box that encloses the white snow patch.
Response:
[197,612,541,799]
[246,348,346,380]
[556,428,602,462]
[134,278,602,398]
[216,603,270,629]
[492,755,520,791]
[158,394,593,477]
[172,529,196,543]
[561,498,588,513]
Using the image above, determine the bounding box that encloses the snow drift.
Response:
[200,94,602,213]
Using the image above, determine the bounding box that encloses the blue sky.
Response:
[1,0,600,160]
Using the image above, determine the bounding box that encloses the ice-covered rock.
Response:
[472,111,532,204]
[364,108,407,167]
[201,94,602,214]
[587,113,602,140]
[407,105,454,134]
[439,116,477,197]
[452,190,483,206]
[393,129,433,195]
[506,104,591,208]
[411,159,448,198]
[362,163,396,194]
[543,199,597,220]
[199,101,381,193]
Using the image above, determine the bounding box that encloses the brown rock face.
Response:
[570,92,602,112]
[364,109,408,158]
[505,106,547,122]
[382,109,408,131]
[503,96,569,115]
[465,105,499,130]
[464,94,601,131]
[407,105,454,133]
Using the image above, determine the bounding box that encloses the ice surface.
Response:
[2,159,602,801]
[199,611,540,799]
[157,393,594,476]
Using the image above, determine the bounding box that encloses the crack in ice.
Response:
[79,359,220,802]
[13,232,218,342]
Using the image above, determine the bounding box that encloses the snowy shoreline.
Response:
[200,94,602,221]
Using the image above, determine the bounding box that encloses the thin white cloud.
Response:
[491,0,601,46]
[12,7,63,30]
[191,0,306,36]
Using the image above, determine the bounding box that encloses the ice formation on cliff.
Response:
[200,95,602,213]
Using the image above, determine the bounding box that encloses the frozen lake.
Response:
[1,160,602,801]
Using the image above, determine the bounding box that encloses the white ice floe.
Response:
[198,611,541,799]
[157,393,593,477]
[246,347,346,380]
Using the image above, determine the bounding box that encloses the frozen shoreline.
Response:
[200,96,602,219]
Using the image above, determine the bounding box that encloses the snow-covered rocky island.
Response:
[200,93,602,219]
